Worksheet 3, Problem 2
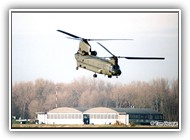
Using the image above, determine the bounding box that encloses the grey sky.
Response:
[11,10,179,84]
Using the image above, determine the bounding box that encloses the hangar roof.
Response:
[48,107,82,113]
[113,108,162,115]
[84,107,118,114]
[47,107,162,115]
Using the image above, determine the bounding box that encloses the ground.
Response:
[11,124,178,129]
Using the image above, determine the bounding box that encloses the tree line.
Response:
[11,77,179,121]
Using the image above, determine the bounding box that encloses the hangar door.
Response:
[83,114,90,124]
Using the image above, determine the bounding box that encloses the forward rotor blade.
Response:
[57,30,133,41]
[97,42,115,57]
[57,30,81,39]
[118,56,165,60]
[88,39,133,41]
[65,37,82,40]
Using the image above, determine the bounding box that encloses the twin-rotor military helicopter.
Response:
[57,30,164,78]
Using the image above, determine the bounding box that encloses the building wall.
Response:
[37,113,47,124]
[37,111,129,125]
[36,108,162,125]
[89,118,117,125]
[83,113,129,125]
[84,113,119,125]
[129,114,163,125]
[46,113,83,124]
[47,119,83,124]
[118,114,129,125]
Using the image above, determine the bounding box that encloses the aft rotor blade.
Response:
[57,30,81,39]
[97,42,115,57]
[118,56,165,60]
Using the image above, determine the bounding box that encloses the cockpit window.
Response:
[110,65,120,72]
[113,65,120,70]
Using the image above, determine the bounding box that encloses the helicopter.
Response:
[57,30,165,78]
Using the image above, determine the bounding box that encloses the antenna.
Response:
[55,86,59,108]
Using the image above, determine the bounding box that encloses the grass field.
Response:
[11,124,179,129]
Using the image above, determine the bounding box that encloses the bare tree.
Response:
[12,77,179,121]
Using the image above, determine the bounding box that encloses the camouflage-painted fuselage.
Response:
[75,53,121,77]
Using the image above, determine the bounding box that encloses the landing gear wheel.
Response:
[76,66,79,70]
[108,75,112,78]
[93,73,97,78]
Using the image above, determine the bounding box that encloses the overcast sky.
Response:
[11,10,179,84]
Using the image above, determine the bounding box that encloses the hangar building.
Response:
[37,107,83,124]
[36,107,163,125]
[115,108,163,125]
[83,107,128,125]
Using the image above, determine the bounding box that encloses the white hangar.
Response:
[36,107,163,125]
[36,107,128,125]
[83,107,128,125]
[37,107,83,125]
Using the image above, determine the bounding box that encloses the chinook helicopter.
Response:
[57,30,165,78]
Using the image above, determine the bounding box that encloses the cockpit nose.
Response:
[114,69,121,76]
[117,69,121,75]
[110,65,121,76]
